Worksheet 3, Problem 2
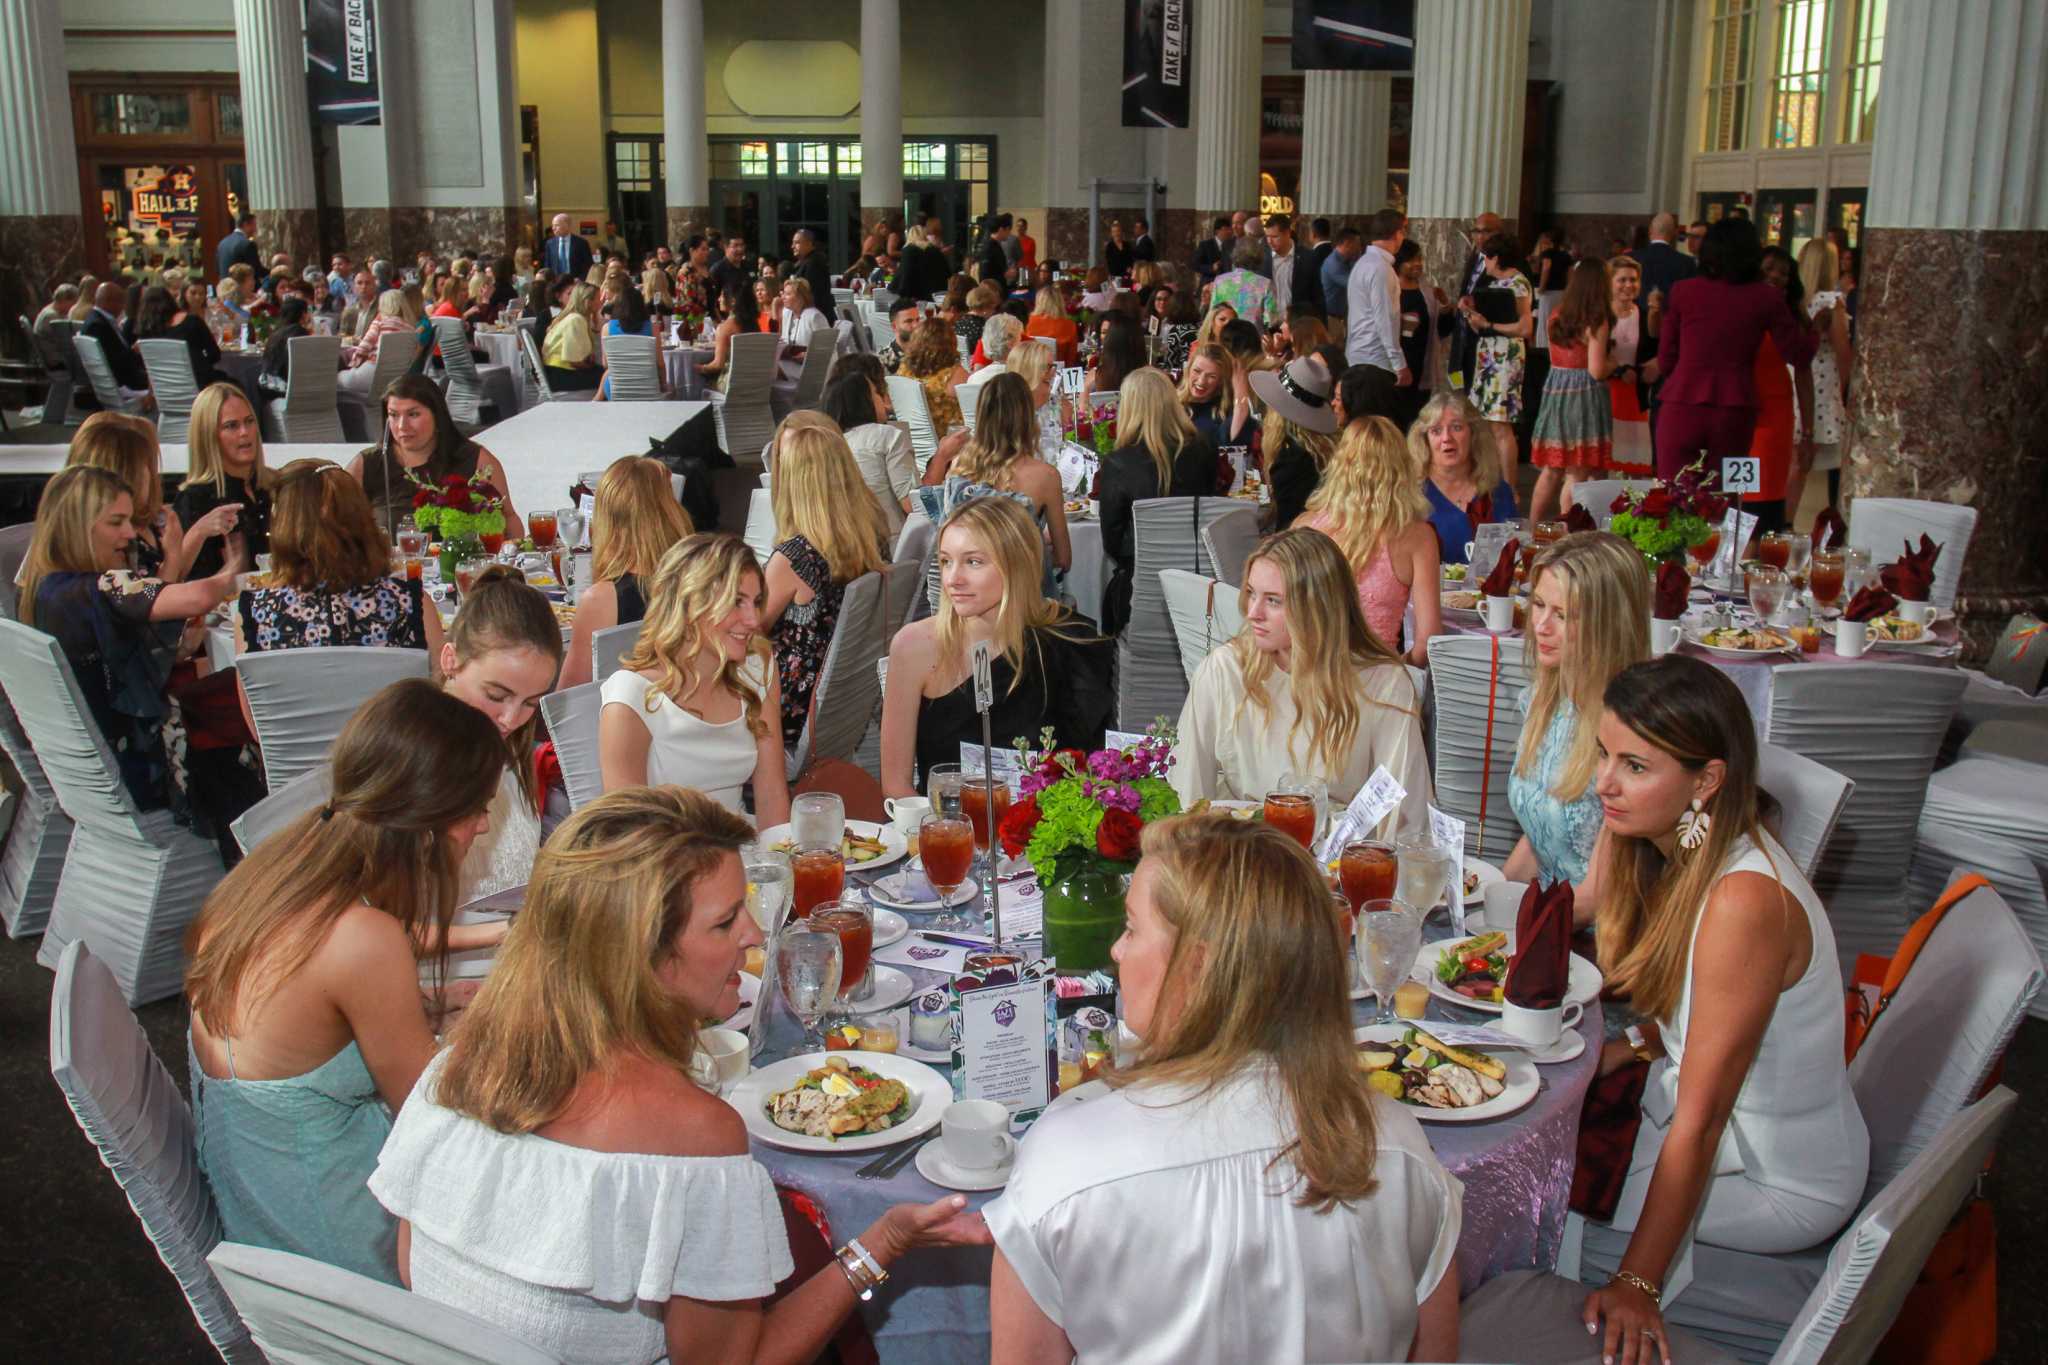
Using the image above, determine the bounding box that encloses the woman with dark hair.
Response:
[695,275,757,387]
[1528,259,1616,524]
[1082,311,1147,412]
[1651,217,1818,483]
[594,284,661,401]
[164,280,233,390]
[1156,272,1204,371]
[130,285,179,343]
[1739,246,1816,533]
[348,373,523,542]
[1457,231,1535,490]
[822,370,918,535]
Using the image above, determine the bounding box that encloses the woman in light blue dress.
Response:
[185,681,505,1284]
[1505,532,1650,918]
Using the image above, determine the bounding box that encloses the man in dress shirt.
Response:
[1343,210,1409,421]
[1320,228,1362,321]
[78,282,152,411]
[1449,211,1503,390]
[544,213,594,282]
[1130,217,1156,263]
[788,228,837,323]
[1265,218,1320,318]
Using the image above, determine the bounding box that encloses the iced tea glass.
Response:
[1262,792,1318,850]
[1339,840,1399,914]
[811,891,874,1003]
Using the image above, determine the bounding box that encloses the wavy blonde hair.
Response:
[18,466,126,628]
[65,412,163,524]
[1516,531,1651,800]
[933,497,1083,696]
[182,382,270,497]
[952,373,1039,486]
[1003,335,1054,392]
[1301,417,1428,575]
[641,265,673,305]
[591,456,694,584]
[771,424,888,581]
[1406,390,1496,490]
[1174,341,1235,407]
[619,533,772,739]
[1231,527,1414,774]
[1116,367,1197,491]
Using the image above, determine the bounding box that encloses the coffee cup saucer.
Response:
[1521,1026,1585,1065]
[915,1140,1013,1192]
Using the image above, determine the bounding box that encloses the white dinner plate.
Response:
[868,870,981,912]
[1682,627,1798,659]
[871,907,909,949]
[848,964,918,1012]
[1354,1024,1539,1124]
[754,819,909,872]
[729,1050,951,1153]
[1412,933,1602,1015]
[719,971,761,1032]
[1818,617,1953,650]
[1463,858,1504,906]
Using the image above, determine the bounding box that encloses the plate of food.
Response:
[1184,798,1263,821]
[1686,624,1796,657]
[1354,1024,1538,1123]
[729,1051,950,1152]
[1063,499,1097,519]
[1819,615,1949,649]
[757,820,908,871]
[1413,930,1602,1013]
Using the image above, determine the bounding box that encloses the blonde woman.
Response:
[1413,390,1518,565]
[174,382,273,578]
[778,276,828,351]
[1097,367,1219,634]
[1506,530,1650,920]
[596,533,789,824]
[1297,416,1441,663]
[1177,341,1258,449]
[1794,239,1850,514]
[763,423,889,746]
[66,411,231,583]
[938,373,1070,572]
[341,289,415,383]
[511,245,535,288]
[1003,338,1074,452]
[69,274,99,322]
[1022,285,1078,364]
[641,262,674,310]
[544,281,602,391]
[1172,528,1431,836]
[879,497,1112,797]
[987,813,1461,1362]
[560,456,694,690]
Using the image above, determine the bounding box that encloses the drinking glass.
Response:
[1396,840,1459,927]
[1262,791,1318,850]
[1756,531,1794,570]
[529,510,559,549]
[1687,528,1722,574]
[1355,899,1423,1025]
[554,507,585,553]
[742,846,793,934]
[1843,546,1873,597]
[791,792,846,852]
[395,517,425,557]
[1339,840,1399,914]
[1747,565,1790,625]
[960,779,1012,855]
[455,557,488,598]
[918,811,980,932]
[811,891,875,1004]
[1810,549,1845,613]
[1783,534,1811,586]
[926,762,965,816]
[775,923,843,1050]
[1275,772,1330,849]
[1532,520,1567,545]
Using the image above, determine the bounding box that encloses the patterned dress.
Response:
[1507,694,1603,886]
[35,570,180,811]
[1469,272,1532,424]
[1529,333,1613,469]
[769,536,846,748]
[238,577,429,652]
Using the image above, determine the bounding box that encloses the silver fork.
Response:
[856,1131,938,1180]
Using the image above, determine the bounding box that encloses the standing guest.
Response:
[823,370,918,537]
[1796,239,1851,517]
[1209,237,1280,332]
[215,213,261,280]
[1305,216,1335,276]
[176,384,274,579]
[1528,260,1616,525]
[1250,355,1340,531]
[878,296,919,370]
[1104,219,1135,277]
[1129,216,1157,263]
[1631,213,1701,452]
[1685,220,1709,256]
[1015,216,1037,274]
[593,219,626,258]
[707,234,749,301]
[1740,246,1816,534]
[78,282,153,411]
[1413,391,1517,565]
[1193,217,1235,285]
[1505,531,1649,911]
[1603,256,1655,478]
[1265,215,1319,319]
[1344,210,1409,421]
[900,315,971,435]
[1298,417,1442,664]
[786,228,837,323]
[560,456,693,691]
[1177,342,1259,451]
[1393,241,1453,430]
[1081,312,1147,412]
[778,277,829,354]
[695,276,759,389]
[1448,212,1503,389]
[1457,232,1535,489]
[1097,369,1220,635]
[185,681,504,1284]
[978,215,1016,290]
[1022,287,1079,365]
[541,282,604,392]
[543,212,594,281]
[880,497,1111,797]
[1530,229,1573,350]
[1154,277,1204,371]
[987,812,1460,1363]
[350,374,523,542]
[597,534,791,825]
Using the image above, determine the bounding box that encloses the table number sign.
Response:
[1719,456,1762,496]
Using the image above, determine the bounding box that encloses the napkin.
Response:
[1479,539,1519,597]
[1563,502,1597,535]
[1843,584,1898,623]
[1878,534,1940,602]
[1466,494,1494,528]
[1503,879,1574,1011]
[1652,560,1691,621]
[1810,505,1847,551]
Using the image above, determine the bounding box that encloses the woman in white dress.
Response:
[371,787,988,1365]
[987,810,1463,1364]
[597,533,791,826]
[1578,655,1867,1360]
[1172,527,1432,841]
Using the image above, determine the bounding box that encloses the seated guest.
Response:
[1506,531,1649,918]
[597,534,791,825]
[880,496,1111,797]
[1577,655,1867,1352]
[595,284,661,401]
[1177,341,1259,450]
[1022,286,1079,365]
[66,411,233,582]
[778,277,829,353]
[185,681,505,1284]
[1002,337,1074,455]
[1153,274,1203,371]
[822,369,917,538]
[128,284,177,351]
[956,282,1000,352]
[174,383,274,580]
[1251,356,1340,531]
[77,281,152,410]
[349,374,523,541]
[925,373,1070,575]
[987,811,1461,1362]
[337,290,418,398]
[898,315,970,434]
[696,275,759,387]
[429,273,466,323]
[259,295,310,392]
[970,311,1022,376]
[763,423,889,746]
[877,295,919,370]
[371,787,987,1362]
[1097,368,1219,635]
[1414,390,1517,564]
[160,280,232,389]
[542,282,604,392]
[559,456,693,690]
[33,282,79,346]
[1297,416,1441,663]
[1080,311,1146,411]
[1172,528,1431,836]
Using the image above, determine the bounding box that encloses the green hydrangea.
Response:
[1611,510,1710,563]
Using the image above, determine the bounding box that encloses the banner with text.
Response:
[1123,0,1192,128]
[305,0,381,125]
[1291,0,1416,71]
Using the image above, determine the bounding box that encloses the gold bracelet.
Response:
[1612,1270,1661,1304]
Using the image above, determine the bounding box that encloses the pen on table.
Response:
[915,930,993,949]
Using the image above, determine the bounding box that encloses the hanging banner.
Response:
[304,0,382,125]
[1122,0,1192,129]
[1291,0,1416,71]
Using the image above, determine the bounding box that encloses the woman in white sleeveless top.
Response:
[1577,655,1866,1360]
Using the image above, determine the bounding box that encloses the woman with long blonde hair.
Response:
[559,456,693,690]
[1002,330,1074,444]
[543,280,602,391]
[66,411,228,582]
[987,812,1461,1361]
[1176,341,1258,450]
[174,381,272,579]
[1022,285,1079,364]
[948,373,1070,567]
[1173,528,1430,835]
[1505,530,1650,920]
[597,533,789,823]
[1096,367,1219,634]
[879,497,1112,797]
[1297,416,1441,663]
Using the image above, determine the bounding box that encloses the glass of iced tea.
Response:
[479,530,506,556]
[403,556,423,582]
[790,848,845,920]
[455,557,489,598]
[918,812,978,931]
[1810,549,1845,613]
[811,892,874,1003]
[1339,840,1399,913]
[960,779,1011,854]
[396,518,425,557]
[1757,531,1794,570]
[1532,520,1566,545]
[528,511,558,549]
[1262,791,1318,849]
[1687,528,1721,573]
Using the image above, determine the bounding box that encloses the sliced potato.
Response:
[1356,1049,1398,1071]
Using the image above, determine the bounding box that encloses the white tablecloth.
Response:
[473,330,533,412]
[664,346,718,399]
[478,401,709,527]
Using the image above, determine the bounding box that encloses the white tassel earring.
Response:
[1676,797,1711,852]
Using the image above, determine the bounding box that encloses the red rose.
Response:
[1638,488,1673,519]
[442,474,469,490]
[1095,808,1143,862]
[1697,493,1730,522]
[1610,492,1632,514]
[411,487,434,509]
[998,798,1042,859]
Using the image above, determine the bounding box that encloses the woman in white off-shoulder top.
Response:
[371,788,988,1365]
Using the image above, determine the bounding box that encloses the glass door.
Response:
[608,135,665,261]
[1755,188,1818,254]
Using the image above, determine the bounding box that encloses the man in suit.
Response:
[1449,211,1503,391]
[543,213,594,282]
[1193,216,1234,285]
[1306,217,1335,278]
[215,214,260,281]
[1265,217,1321,318]
[339,268,378,338]
[1631,211,1700,438]
[1130,217,1157,263]
[788,228,837,323]
[78,282,152,411]
[977,214,1015,290]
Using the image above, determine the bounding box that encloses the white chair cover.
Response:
[517,327,592,405]
[866,310,894,353]
[1915,752,2048,1015]
[265,334,347,443]
[431,318,494,430]
[72,333,146,415]
[853,562,925,780]
[787,339,837,412]
[541,683,604,813]
[41,319,80,424]
[1197,504,1263,588]
[834,316,869,356]
[742,487,778,563]
[1424,633,1530,860]
[955,373,997,433]
[136,338,198,442]
[1570,477,1657,516]
[1159,570,1243,685]
[788,571,886,779]
[1847,497,1978,611]
[885,374,939,470]
[0,524,72,936]
[1958,717,2048,766]
[591,621,644,684]
[229,766,331,856]
[1116,498,1238,730]
[1757,741,1855,882]
[51,941,261,1362]
[237,646,431,792]
[365,328,421,410]
[709,332,779,460]
[600,332,661,402]
[206,1241,559,1365]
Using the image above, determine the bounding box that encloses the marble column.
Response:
[662,0,710,246]
[1849,0,2048,644]
[232,0,320,269]
[1405,0,1530,294]
[0,0,83,296]
[1298,71,1393,221]
[1193,0,1262,225]
[859,0,903,239]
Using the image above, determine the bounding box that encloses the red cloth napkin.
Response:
[1505,879,1575,1010]
[1879,534,1940,601]
[1466,494,1494,528]
[1811,506,1847,551]
[1479,540,1519,596]
[1563,502,1596,535]
[1843,584,1898,623]
[1653,560,1691,620]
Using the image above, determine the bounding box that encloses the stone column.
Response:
[662,0,710,246]
[1193,0,1262,227]
[1849,0,2048,643]
[1298,71,1393,221]
[232,0,321,269]
[859,0,903,240]
[1405,0,1530,293]
[0,0,82,296]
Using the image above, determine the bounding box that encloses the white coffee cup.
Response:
[1896,598,1933,627]
[940,1098,1015,1172]
[1835,619,1869,659]
[692,1027,750,1091]
[1501,998,1584,1048]
[1649,617,1682,656]
[1476,880,1530,931]
[884,795,931,837]
[1483,594,1516,633]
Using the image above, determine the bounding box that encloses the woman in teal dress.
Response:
[1505,532,1650,919]
[185,681,505,1284]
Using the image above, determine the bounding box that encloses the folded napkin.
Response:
[1652,560,1691,621]
[1810,505,1847,551]
[1504,879,1574,1011]
[1479,540,1519,597]
[1879,534,1940,602]
[1843,584,1898,623]
[1466,494,1494,528]
[1563,502,1597,535]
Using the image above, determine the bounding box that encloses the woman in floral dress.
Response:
[1459,232,1535,491]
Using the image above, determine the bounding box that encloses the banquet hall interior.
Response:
[2,0,2045,1361]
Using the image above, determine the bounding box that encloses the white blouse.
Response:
[781,306,828,349]
[843,421,918,536]
[599,655,767,816]
[370,1053,792,1365]
[459,769,541,903]
[985,1062,1462,1365]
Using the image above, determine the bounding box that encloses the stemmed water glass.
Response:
[1747,565,1790,626]
[1356,898,1423,1025]
[775,922,843,1051]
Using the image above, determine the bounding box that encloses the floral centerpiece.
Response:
[998,727,1180,972]
[1608,459,1730,565]
[1073,401,1120,460]
[411,471,508,574]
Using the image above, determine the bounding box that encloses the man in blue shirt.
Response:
[1320,228,1362,322]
